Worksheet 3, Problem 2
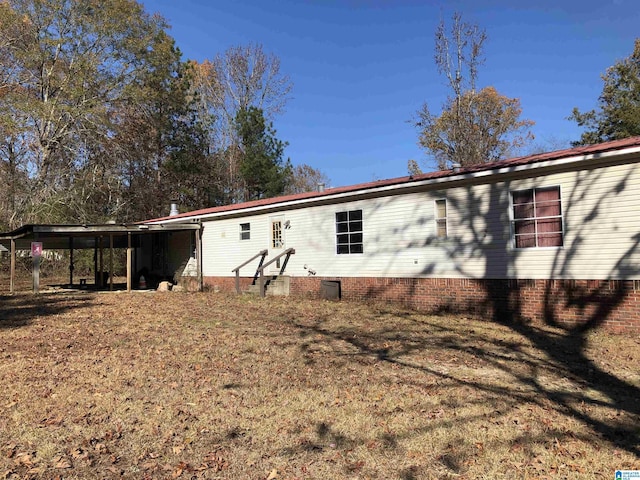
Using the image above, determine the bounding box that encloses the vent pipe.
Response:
[451,162,461,173]
[317,183,325,192]
[169,202,179,216]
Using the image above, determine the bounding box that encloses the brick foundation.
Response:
[203,276,640,333]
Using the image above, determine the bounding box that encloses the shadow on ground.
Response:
[288,305,640,460]
[0,293,89,329]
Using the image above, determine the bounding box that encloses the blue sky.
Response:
[142,0,639,187]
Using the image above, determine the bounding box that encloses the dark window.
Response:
[512,186,563,248]
[336,210,363,254]
[240,223,250,240]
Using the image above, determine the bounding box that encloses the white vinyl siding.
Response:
[505,161,640,279]
[166,231,194,276]
[199,158,640,281]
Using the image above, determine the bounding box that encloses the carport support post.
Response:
[99,236,104,288]
[69,237,74,286]
[33,234,40,294]
[109,234,114,291]
[10,238,15,295]
[93,237,98,286]
[126,232,131,292]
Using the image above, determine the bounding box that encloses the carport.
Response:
[0,222,202,294]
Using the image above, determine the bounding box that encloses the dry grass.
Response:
[0,290,638,479]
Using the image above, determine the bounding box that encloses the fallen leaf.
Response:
[44,416,64,427]
[14,452,35,467]
[54,456,72,469]
[4,444,16,458]
[172,461,188,478]
[94,442,108,454]
[266,468,278,480]
[172,445,185,455]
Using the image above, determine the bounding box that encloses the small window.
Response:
[512,186,563,248]
[271,220,283,248]
[336,209,363,254]
[240,223,250,240]
[435,199,447,238]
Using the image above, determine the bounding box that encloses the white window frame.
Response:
[239,223,250,241]
[435,198,448,239]
[335,209,364,255]
[510,185,564,249]
[271,219,283,249]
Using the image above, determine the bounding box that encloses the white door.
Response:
[268,215,285,273]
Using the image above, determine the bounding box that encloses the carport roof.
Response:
[0,222,201,250]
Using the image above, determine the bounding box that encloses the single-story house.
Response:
[144,136,640,333]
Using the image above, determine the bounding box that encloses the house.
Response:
[145,136,640,333]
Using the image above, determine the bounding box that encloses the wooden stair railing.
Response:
[231,249,268,294]
[255,248,296,297]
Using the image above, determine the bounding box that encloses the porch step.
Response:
[244,284,261,295]
[243,276,290,296]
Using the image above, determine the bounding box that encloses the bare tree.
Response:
[435,12,486,99]
[192,44,292,145]
[285,164,331,195]
[190,44,293,203]
[415,13,533,169]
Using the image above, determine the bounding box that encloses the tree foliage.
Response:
[570,39,640,146]
[415,13,533,170]
[0,3,328,228]
[1,0,171,178]
[235,106,291,201]
[0,0,199,225]
[189,45,294,204]
[417,86,534,169]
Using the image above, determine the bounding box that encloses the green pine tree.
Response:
[235,107,291,201]
[570,39,640,146]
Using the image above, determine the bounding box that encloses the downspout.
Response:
[196,222,203,292]
[10,238,15,295]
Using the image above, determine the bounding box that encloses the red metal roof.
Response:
[146,136,640,222]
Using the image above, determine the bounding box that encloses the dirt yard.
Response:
[0,290,638,479]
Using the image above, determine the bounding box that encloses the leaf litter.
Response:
[0,291,638,479]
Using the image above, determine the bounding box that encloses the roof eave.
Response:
[147,143,640,224]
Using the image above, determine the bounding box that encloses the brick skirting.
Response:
[203,276,640,333]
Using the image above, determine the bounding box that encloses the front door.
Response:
[268,215,285,273]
